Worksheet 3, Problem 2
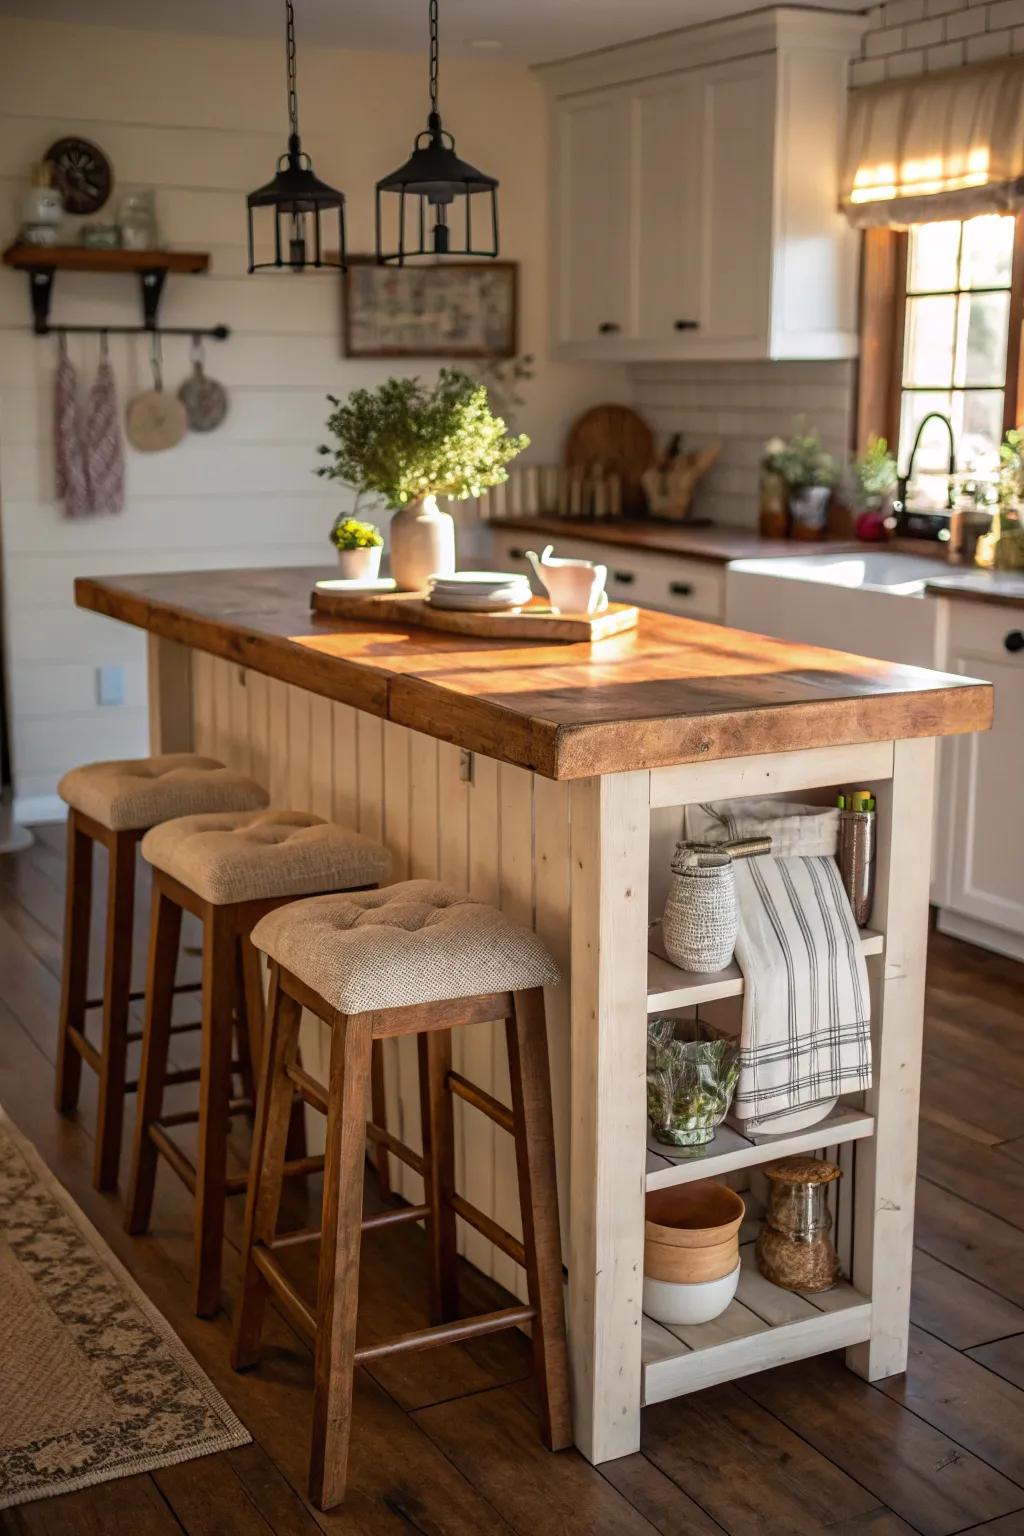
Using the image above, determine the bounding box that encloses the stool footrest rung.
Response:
[159,1097,252,1130]
[364,1122,424,1178]
[84,981,202,1010]
[148,1123,197,1193]
[286,1064,328,1114]
[449,1193,526,1268]
[362,1202,430,1231]
[127,1020,203,1045]
[447,1070,514,1134]
[67,1026,102,1073]
[353,1305,536,1365]
[252,1246,317,1340]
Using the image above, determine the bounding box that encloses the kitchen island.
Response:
[76,566,992,1465]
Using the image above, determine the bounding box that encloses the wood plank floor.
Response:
[0,824,1022,1536]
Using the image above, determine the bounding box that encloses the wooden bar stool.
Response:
[232,879,572,1510]
[125,808,391,1318]
[55,753,268,1191]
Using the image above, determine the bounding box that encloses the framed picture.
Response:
[341,258,518,359]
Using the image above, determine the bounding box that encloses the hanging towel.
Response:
[54,337,91,519]
[684,799,872,1129]
[84,347,125,515]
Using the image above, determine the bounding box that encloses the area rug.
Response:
[0,1107,249,1509]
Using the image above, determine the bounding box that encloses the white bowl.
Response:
[643,1262,740,1326]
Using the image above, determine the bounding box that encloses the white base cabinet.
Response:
[541,8,864,363]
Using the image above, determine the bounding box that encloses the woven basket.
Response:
[663,849,738,973]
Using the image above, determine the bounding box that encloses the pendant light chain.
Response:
[429,0,439,117]
[286,0,299,139]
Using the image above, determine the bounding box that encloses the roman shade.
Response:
[840,58,1024,228]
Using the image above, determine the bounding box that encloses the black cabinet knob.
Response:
[509,547,525,559]
[1006,630,1024,653]
[669,581,694,597]
[673,319,699,331]
[597,321,621,334]
[612,570,635,584]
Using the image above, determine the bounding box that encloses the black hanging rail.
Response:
[44,323,230,339]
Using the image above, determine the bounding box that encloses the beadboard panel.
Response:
[0,14,626,810]
[192,653,574,1294]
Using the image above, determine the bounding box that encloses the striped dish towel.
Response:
[684,799,872,1129]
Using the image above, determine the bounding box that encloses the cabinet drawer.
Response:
[489,533,723,622]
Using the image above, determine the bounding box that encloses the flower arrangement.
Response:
[329,515,383,552]
[763,423,838,491]
[316,368,529,509]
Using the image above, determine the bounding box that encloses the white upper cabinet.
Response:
[542,9,864,362]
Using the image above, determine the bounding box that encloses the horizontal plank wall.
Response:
[192,653,573,1295]
[0,14,626,817]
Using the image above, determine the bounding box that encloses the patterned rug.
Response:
[0,1108,249,1509]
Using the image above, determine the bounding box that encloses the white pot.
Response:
[789,484,831,531]
[642,1263,740,1326]
[335,544,382,581]
[389,494,456,592]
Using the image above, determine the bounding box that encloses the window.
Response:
[857,213,1024,504]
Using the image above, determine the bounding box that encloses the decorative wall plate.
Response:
[178,359,228,432]
[45,137,112,216]
[125,389,187,453]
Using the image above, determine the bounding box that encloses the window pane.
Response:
[908,221,960,292]
[904,295,956,385]
[955,290,1010,386]
[955,388,1004,475]
[959,214,1014,289]
[899,389,953,469]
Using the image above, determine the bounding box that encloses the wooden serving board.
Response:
[311,585,639,641]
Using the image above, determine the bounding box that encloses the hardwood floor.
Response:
[0,824,1022,1535]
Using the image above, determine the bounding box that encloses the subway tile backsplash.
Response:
[851,0,1024,81]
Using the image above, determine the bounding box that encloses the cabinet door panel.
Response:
[556,94,629,345]
[631,77,703,342]
[699,58,773,346]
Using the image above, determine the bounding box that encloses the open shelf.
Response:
[641,1243,871,1404]
[645,1101,873,1189]
[647,922,884,1012]
[2,244,209,274]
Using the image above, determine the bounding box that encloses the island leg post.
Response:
[848,735,936,1380]
[147,633,195,754]
[568,770,650,1463]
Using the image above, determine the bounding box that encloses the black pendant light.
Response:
[246,0,346,273]
[375,0,499,265]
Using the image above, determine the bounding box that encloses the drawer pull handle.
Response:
[1006,630,1024,653]
[612,570,635,584]
[673,319,699,331]
[669,581,694,597]
[597,321,621,334]
[509,547,525,559]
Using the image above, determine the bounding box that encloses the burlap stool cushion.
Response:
[141,809,391,906]
[250,879,560,1015]
[58,753,268,832]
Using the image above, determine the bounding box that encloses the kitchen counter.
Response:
[488,514,861,564]
[925,569,1024,609]
[76,566,990,780]
[76,565,990,1469]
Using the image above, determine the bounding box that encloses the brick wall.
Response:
[852,0,1024,85]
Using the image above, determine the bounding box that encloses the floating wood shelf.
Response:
[646,922,884,1012]
[641,1242,871,1403]
[2,243,226,337]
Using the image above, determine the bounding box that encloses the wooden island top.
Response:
[76,565,993,780]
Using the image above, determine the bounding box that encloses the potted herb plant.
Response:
[850,435,898,542]
[317,369,529,591]
[764,422,838,539]
[330,515,384,580]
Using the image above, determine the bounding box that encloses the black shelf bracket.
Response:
[139,267,168,329]
[21,262,228,340]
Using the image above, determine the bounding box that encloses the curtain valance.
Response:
[841,58,1024,228]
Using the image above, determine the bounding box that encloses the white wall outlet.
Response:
[96,664,124,706]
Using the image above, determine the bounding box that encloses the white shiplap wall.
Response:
[0,17,625,819]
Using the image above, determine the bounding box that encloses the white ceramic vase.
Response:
[335,544,382,581]
[388,495,456,592]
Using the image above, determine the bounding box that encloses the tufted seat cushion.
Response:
[58,753,268,832]
[140,808,392,906]
[250,879,560,1015]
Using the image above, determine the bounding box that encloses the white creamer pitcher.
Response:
[525,545,609,614]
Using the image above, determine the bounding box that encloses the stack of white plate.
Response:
[426,571,532,612]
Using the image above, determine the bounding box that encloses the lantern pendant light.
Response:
[375,0,499,265]
[246,0,346,273]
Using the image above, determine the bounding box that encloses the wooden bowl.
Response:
[644,1232,739,1283]
[644,1181,745,1249]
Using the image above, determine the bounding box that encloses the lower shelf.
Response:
[641,1243,870,1405]
[645,1102,873,1189]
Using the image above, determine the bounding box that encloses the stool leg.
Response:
[418,1029,459,1323]
[369,1040,391,1198]
[232,967,304,1370]
[193,906,235,1317]
[232,939,257,1110]
[506,988,573,1453]
[310,1013,373,1512]
[56,811,93,1116]
[125,881,181,1235]
[241,935,307,1163]
[93,829,137,1191]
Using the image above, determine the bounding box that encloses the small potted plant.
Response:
[765,422,838,540]
[317,369,529,591]
[850,435,898,542]
[330,515,384,580]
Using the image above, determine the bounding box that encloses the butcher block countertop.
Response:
[487,516,862,563]
[76,566,993,781]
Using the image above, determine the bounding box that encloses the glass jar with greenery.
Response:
[763,422,838,540]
